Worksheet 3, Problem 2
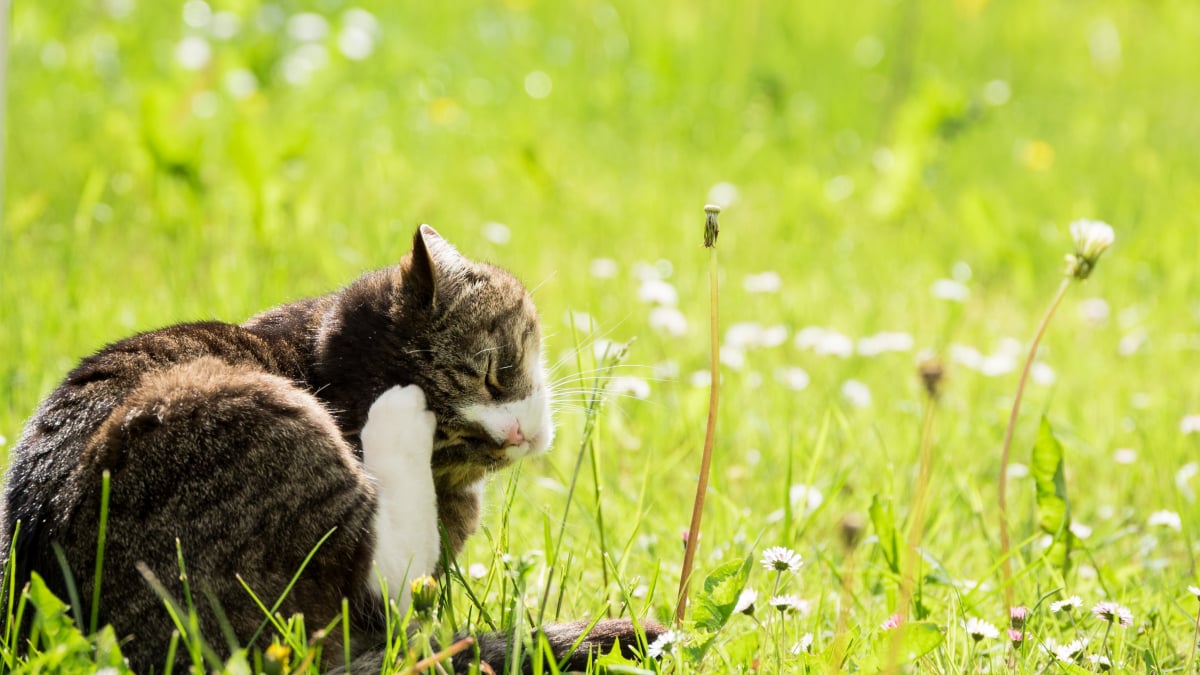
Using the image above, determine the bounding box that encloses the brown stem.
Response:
[997,277,1072,612]
[676,246,720,624]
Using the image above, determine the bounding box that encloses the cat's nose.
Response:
[502,422,525,448]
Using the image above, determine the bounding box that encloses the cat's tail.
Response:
[343,617,665,674]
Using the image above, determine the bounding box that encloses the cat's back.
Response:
[0,320,303,567]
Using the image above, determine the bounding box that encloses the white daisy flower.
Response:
[1049,595,1083,613]
[646,630,678,658]
[761,547,803,573]
[1091,601,1133,627]
[964,617,1000,641]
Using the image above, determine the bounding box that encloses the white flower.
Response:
[761,547,803,573]
[1148,510,1182,531]
[1087,654,1112,671]
[1049,595,1083,613]
[857,331,914,356]
[1182,414,1200,435]
[768,594,809,615]
[1069,522,1093,539]
[637,279,678,306]
[726,322,787,349]
[648,307,688,337]
[287,12,330,41]
[1065,219,1115,280]
[790,633,814,654]
[1188,585,1200,599]
[468,563,487,579]
[1091,601,1133,627]
[775,367,810,392]
[789,484,824,513]
[589,257,619,278]
[175,36,212,70]
[743,271,782,293]
[1049,637,1087,661]
[963,617,1000,641]
[794,326,854,357]
[733,589,757,615]
[931,278,970,302]
[1113,448,1137,464]
[646,630,678,658]
[481,221,511,245]
[841,380,872,408]
[609,376,650,400]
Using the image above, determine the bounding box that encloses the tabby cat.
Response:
[0,225,662,672]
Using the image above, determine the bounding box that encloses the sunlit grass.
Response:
[3,0,1200,672]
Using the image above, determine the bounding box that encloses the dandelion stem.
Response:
[675,206,722,625]
[998,277,1072,612]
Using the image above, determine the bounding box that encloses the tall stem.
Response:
[676,231,721,624]
[998,277,1072,611]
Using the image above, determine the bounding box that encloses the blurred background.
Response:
[3,0,1200,615]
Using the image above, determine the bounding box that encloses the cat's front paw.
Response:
[362,384,436,463]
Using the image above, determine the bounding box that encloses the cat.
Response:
[0,225,662,672]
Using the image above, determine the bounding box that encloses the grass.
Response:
[4,0,1200,671]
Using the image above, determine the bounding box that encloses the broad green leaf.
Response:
[870,495,901,575]
[1031,417,1072,574]
[691,557,752,634]
[592,637,648,671]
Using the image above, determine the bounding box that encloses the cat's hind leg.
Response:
[360,384,440,613]
[71,356,377,671]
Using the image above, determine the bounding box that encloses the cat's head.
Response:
[393,225,554,476]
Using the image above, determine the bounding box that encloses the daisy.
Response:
[1009,605,1029,629]
[1091,601,1133,627]
[790,633,814,654]
[1050,595,1083,613]
[769,595,807,615]
[733,589,757,616]
[964,617,1000,641]
[1007,629,1024,646]
[761,546,803,573]
[1088,654,1113,671]
[646,630,678,658]
[880,613,903,630]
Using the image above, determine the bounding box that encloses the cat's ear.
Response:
[404,224,470,310]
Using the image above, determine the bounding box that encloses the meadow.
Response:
[3,0,1200,672]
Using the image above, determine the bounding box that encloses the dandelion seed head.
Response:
[1065,219,1115,280]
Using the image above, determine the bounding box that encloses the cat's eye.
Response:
[485,377,504,398]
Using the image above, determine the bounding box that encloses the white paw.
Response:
[362,384,436,464]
